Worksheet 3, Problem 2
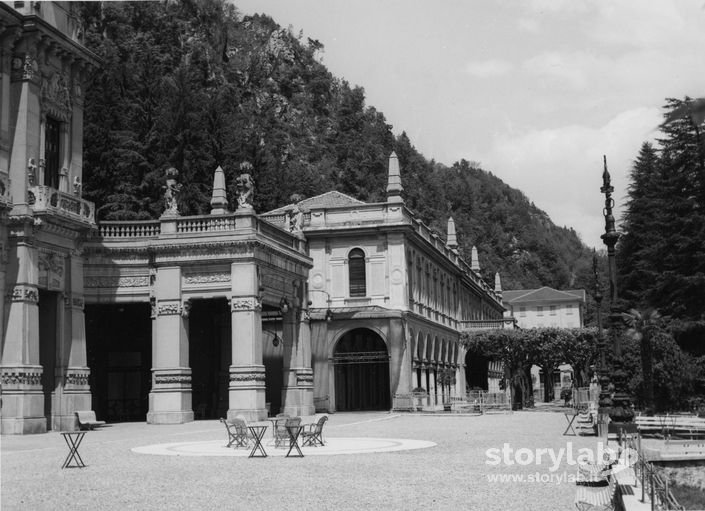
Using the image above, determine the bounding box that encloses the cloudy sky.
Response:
[234,0,705,248]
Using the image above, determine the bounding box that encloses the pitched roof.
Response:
[503,286,586,304]
[264,190,365,215]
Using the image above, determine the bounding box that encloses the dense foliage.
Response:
[614,98,705,410]
[618,99,705,340]
[78,0,596,292]
[462,328,600,408]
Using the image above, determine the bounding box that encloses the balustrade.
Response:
[176,215,237,233]
[28,185,94,224]
[98,221,160,238]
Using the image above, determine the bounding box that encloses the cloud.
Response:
[465,59,513,78]
[477,107,661,247]
[517,18,540,33]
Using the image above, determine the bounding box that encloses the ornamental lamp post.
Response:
[592,250,612,431]
[600,156,634,424]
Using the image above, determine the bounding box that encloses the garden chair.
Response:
[301,415,328,447]
[220,417,250,448]
[274,417,301,447]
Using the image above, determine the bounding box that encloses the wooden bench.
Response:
[75,410,106,430]
[635,415,705,439]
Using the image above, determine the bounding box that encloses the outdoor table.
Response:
[248,425,268,458]
[61,431,86,468]
[285,425,304,458]
[563,410,578,436]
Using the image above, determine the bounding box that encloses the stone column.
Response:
[227,261,266,421]
[429,367,437,407]
[54,253,91,431]
[147,266,193,424]
[456,345,467,397]
[1,237,44,434]
[393,320,412,396]
[281,300,315,417]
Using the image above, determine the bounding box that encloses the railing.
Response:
[625,434,685,511]
[465,390,511,413]
[176,214,237,233]
[460,318,516,330]
[98,220,161,238]
[28,185,95,224]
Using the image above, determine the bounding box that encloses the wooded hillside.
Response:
[78,0,597,294]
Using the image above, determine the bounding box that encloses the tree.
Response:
[623,308,662,414]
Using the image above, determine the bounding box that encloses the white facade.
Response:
[503,287,585,329]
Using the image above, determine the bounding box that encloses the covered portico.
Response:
[84,206,314,423]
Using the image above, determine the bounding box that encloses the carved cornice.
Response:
[40,71,72,121]
[229,373,267,383]
[9,284,38,304]
[183,272,230,285]
[65,372,89,386]
[1,370,42,386]
[85,276,149,288]
[11,53,38,82]
[154,374,192,385]
[157,303,182,316]
[84,239,310,274]
[230,297,261,312]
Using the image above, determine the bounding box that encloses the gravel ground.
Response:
[1,411,601,510]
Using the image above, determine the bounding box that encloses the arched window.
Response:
[348,248,366,297]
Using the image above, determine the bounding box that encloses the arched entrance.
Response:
[465,353,489,391]
[333,328,390,411]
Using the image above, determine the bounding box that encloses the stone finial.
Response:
[235,162,254,211]
[289,204,304,233]
[447,217,458,249]
[162,167,182,217]
[210,165,229,215]
[494,272,502,297]
[386,151,403,204]
[471,245,480,272]
[73,176,82,197]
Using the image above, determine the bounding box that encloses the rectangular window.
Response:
[537,306,543,316]
[550,305,557,316]
[44,117,61,189]
[566,304,573,315]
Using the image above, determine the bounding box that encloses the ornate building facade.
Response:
[0,2,99,434]
[0,2,506,434]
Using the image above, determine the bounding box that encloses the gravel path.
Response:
[1,411,601,510]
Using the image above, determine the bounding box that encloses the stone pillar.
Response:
[53,253,91,431]
[413,365,421,390]
[429,367,437,407]
[280,300,315,417]
[1,237,44,434]
[456,345,467,397]
[227,261,266,421]
[393,320,412,396]
[147,266,193,424]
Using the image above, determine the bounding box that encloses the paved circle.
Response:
[132,437,436,457]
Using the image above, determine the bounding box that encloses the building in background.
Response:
[502,287,586,402]
[502,287,585,329]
